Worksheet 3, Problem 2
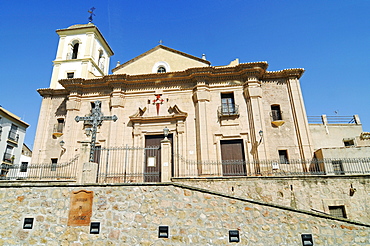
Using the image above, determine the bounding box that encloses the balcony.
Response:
[7,131,19,144]
[3,153,15,164]
[53,124,64,137]
[218,104,239,118]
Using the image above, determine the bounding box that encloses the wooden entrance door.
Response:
[220,139,246,176]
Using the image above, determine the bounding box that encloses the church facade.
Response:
[32,23,316,180]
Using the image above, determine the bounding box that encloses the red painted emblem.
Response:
[153,94,164,115]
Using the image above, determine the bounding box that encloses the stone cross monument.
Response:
[75,101,117,162]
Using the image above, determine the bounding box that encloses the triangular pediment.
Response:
[112,45,210,75]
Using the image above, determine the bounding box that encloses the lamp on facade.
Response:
[163,126,169,140]
[59,140,65,148]
[259,130,263,144]
[59,140,66,156]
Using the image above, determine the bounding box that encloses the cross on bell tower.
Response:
[75,101,117,162]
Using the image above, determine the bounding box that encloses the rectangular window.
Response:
[278,150,289,164]
[329,205,347,218]
[20,162,28,172]
[221,93,236,115]
[332,160,344,175]
[8,124,18,142]
[3,145,14,163]
[51,158,58,171]
[271,105,282,121]
[57,119,64,133]
[67,72,74,78]
[343,139,355,146]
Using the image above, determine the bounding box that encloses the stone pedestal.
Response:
[161,138,172,182]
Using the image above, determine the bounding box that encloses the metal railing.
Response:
[174,155,370,178]
[2,153,14,164]
[308,115,357,124]
[8,132,19,142]
[0,155,79,180]
[2,149,370,182]
[218,104,239,117]
[94,146,161,183]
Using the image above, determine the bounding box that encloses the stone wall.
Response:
[174,175,370,224]
[0,182,369,245]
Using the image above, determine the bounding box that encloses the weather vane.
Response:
[88,7,96,23]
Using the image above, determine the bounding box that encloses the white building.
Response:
[0,107,29,178]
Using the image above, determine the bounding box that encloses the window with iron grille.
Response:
[271,105,282,121]
[8,124,18,142]
[278,150,289,164]
[56,119,64,133]
[221,93,236,115]
[51,158,58,171]
[329,205,347,218]
[3,145,14,163]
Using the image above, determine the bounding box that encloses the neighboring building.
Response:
[0,106,29,178]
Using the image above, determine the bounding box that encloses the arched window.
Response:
[157,66,166,73]
[98,50,104,69]
[72,43,79,59]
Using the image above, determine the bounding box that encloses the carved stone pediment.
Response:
[129,104,187,124]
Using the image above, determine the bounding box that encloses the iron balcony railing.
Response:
[8,131,19,142]
[218,104,239,117]
[53,123,64,134]
[2,153,14,164]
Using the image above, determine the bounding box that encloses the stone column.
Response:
[161,138,172,182]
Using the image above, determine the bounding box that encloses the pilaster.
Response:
[243,77,268,164]
[192,82,211,172]
[287,77,313,160]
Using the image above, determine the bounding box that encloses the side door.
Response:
[220,139,246,176]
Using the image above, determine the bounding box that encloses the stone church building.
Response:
[2,22,366,245]
[32,23,317,180]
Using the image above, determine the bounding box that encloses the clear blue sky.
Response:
[1,1,369,149]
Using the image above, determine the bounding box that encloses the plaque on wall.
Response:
[67,190,93,226]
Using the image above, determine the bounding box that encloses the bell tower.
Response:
[49,23,114,89]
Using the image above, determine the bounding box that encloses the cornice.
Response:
[62,62,269,91]
[129,114,188,124]
[37,88,69,97]
[263,68,304,79]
